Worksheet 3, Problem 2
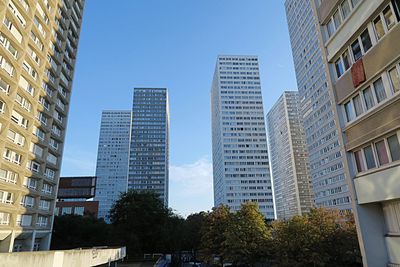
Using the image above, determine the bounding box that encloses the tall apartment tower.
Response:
[94,111,131,221]
[311,0,400,265]
[267,91,314,220]
[284,0,352,211]
[211,55,275,219]
[128,88,169,206]
[0,0,84,251]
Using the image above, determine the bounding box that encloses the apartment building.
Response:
[285,0,352,212]
[56,176,98,217]
[0,0,84,251]
[128,88,169,206]
[211,55,275,219]
[312,0,400,265]
[267,91,314,219]
[94,110,131,221]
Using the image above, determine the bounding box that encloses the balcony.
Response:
[354,163,400,204]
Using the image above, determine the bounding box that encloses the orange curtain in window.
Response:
[351,58,366,88]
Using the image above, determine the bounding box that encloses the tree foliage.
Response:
[271,208,361,267]
[109,190,173,256]
[51,214,111,250]
[223,202,271,265]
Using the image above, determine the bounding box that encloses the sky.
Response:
[61,0,298,217]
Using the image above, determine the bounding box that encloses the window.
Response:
[0,190,13,204]
[74,206,84,216]
[351,39,362,61]
[383,200,400,234]
[20,195,35,207]
[393,0,400,20]
[354,150,365,172]
[373,78,387,103]
[23,177,37,190]
[375,141,390,165]
[344,101,355,122]
[363,87,375,110]
[0,78,10,94]
[374,16,386,40]
[353,94,363,116]
[333,11,341,29]
[360,29,372,52]
[364,145,376,169]
[341,0,351,20]
[0,212,10,225]
[335,58,344,78]
[342,50,350,70]
[383,5,396,31]
[0,101,4,113]
[0,169,17,184]
[351,0,360,8]
[388,66,400,92]
[327,20,335,37]
[36,216,48,226]
[16,214,32,226]
[62,207,72,215]
[387,134,400,161]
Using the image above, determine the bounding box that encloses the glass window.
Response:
[363,87,375,110]
[388,67,400,92]
[373,78,387,103]
[351,39,362,61]
[333,11,341,29]
[388,134,400,161]
[353,94,363,116]
[342,50,351,70]
[351,0,360,8]
[360,29,372,52]
[344,101,355,122]
[375,140,390,165]
[327,20,335,37]
[62,207,72,215]
[341,0,351,20]
[335,58,344,78]
[393,0,400,21]
[364,145,376,169]
[354,150,365,172]
[383,6,396,30]
[374,16,386,40]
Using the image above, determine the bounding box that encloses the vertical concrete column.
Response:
[0,231,15,252]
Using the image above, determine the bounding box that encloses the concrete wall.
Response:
[0,247,126,267]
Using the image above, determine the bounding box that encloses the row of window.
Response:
[353,132,400,173]
[334,2,400,79]
[0,212,49,227]
[344,62,400,123]
[326,0,361,38]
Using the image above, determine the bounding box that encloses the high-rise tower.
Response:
[0,0,85,251]
[267,91,314,220]
[284,0,352,211]
[94,110,131,221]
[128,88,169,206]
[211,55,274,219]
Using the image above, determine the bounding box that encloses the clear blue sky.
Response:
[61,0,298,217]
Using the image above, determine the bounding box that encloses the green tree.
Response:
[271,208,361,267]
[223,202,272,266]
[109,190,171,256]
[201,205,231,264]
[182,212,207,252]
[51,214,111,250]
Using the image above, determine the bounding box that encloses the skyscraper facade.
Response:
[284,0,352,211]
[94,110,131,221]
[211,55,274,219]
[267,91,314,220]
[128,88,169,206]
[0,0,85,251]
[312,0,400,265]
